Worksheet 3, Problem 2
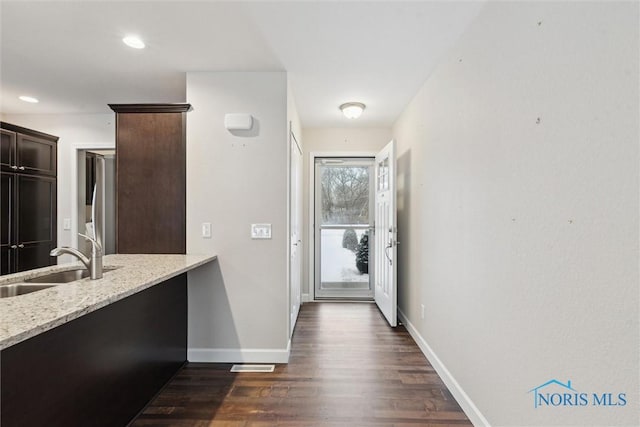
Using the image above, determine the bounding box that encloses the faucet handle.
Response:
[79,233,103,253]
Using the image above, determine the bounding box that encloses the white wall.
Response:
[301,127,391,298]
[0,114,114,261]
[186,71,290,362]
[392,2,638,426]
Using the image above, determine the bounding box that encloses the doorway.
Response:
[76,149,116,256]
[314,157,374,299]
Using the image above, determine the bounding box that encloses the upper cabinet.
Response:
[1,123,57,176]
[0,128,16,171]
[109,104,191,254]
[1,122,58,275]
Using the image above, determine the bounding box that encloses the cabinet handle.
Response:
[18,244,24,248]
[10,245,17,249]
[11,165,18,170]
[18,166,25,170]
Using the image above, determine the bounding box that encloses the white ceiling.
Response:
[0,1,484,127]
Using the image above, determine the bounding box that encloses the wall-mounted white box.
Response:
[224,113,253,131]
[251,224,272,239]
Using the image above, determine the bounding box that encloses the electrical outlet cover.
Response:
[202,222,212,238]
[251,224,272,239]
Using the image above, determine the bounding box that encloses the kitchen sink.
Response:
[0,267,120,298]
[0,283,57,298]
[24,267,118,284]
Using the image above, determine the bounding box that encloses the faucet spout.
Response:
[50,247,91,270]
[50,233,103,279]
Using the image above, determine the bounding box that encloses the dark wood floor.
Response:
[131,302,471,426]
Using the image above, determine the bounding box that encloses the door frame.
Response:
[307,151,377,302]
[314,157,375,299]
[69,142,114,251]
[288,124,303,338]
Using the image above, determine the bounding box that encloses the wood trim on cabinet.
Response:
[0,122,59,142]
[108,103,192,114]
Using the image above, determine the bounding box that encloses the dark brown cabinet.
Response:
[1,172,13,275]
[1,122,57,275]
[109,104,190,254]
[1,123,56,176]
[0,128,16,171]
[1,274,187,427]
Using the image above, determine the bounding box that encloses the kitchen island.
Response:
[0,253,216,426]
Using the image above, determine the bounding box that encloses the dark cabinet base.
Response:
[0,274,187,427]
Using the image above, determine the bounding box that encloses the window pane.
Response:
[320,228,369,289]
[320,165,369,225]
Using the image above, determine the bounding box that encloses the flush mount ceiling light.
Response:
[122,35,145,49]
[18,95,39,103]
[340,102,366,119]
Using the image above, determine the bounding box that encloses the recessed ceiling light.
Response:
[18,95,39,103]
[340,102,365,119]
[122,35,145,49]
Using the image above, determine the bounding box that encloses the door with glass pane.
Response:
[315,158,374,299]
[374,140,397,326]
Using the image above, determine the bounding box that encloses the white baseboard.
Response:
[398,309,490,427]
[188,340,291,364]
[302,293,312,302]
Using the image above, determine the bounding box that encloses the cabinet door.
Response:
[1,129,16,172]
[0,246,11,275]
[15,244,55,272]
[116,112,186,254]
[16,133,57,176]
[15,175,56,272]
[1,172,14,274]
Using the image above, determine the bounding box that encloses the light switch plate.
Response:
[202,222,212,238]
[251,224,272,239]
[63,218,71,230]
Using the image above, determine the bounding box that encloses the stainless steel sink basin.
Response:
[0,267,119,298]
[24,267,118,284]
[0,283,57,298]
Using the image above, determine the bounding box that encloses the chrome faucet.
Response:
[50,155,106,280]
[50,233,103,279]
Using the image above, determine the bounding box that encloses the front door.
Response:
[315,158,374,299]
[374,140,397,327]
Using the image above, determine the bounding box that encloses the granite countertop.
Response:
[0,253,217,350]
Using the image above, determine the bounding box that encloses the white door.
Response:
[374,140,397,327]
[289,131,303,335]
